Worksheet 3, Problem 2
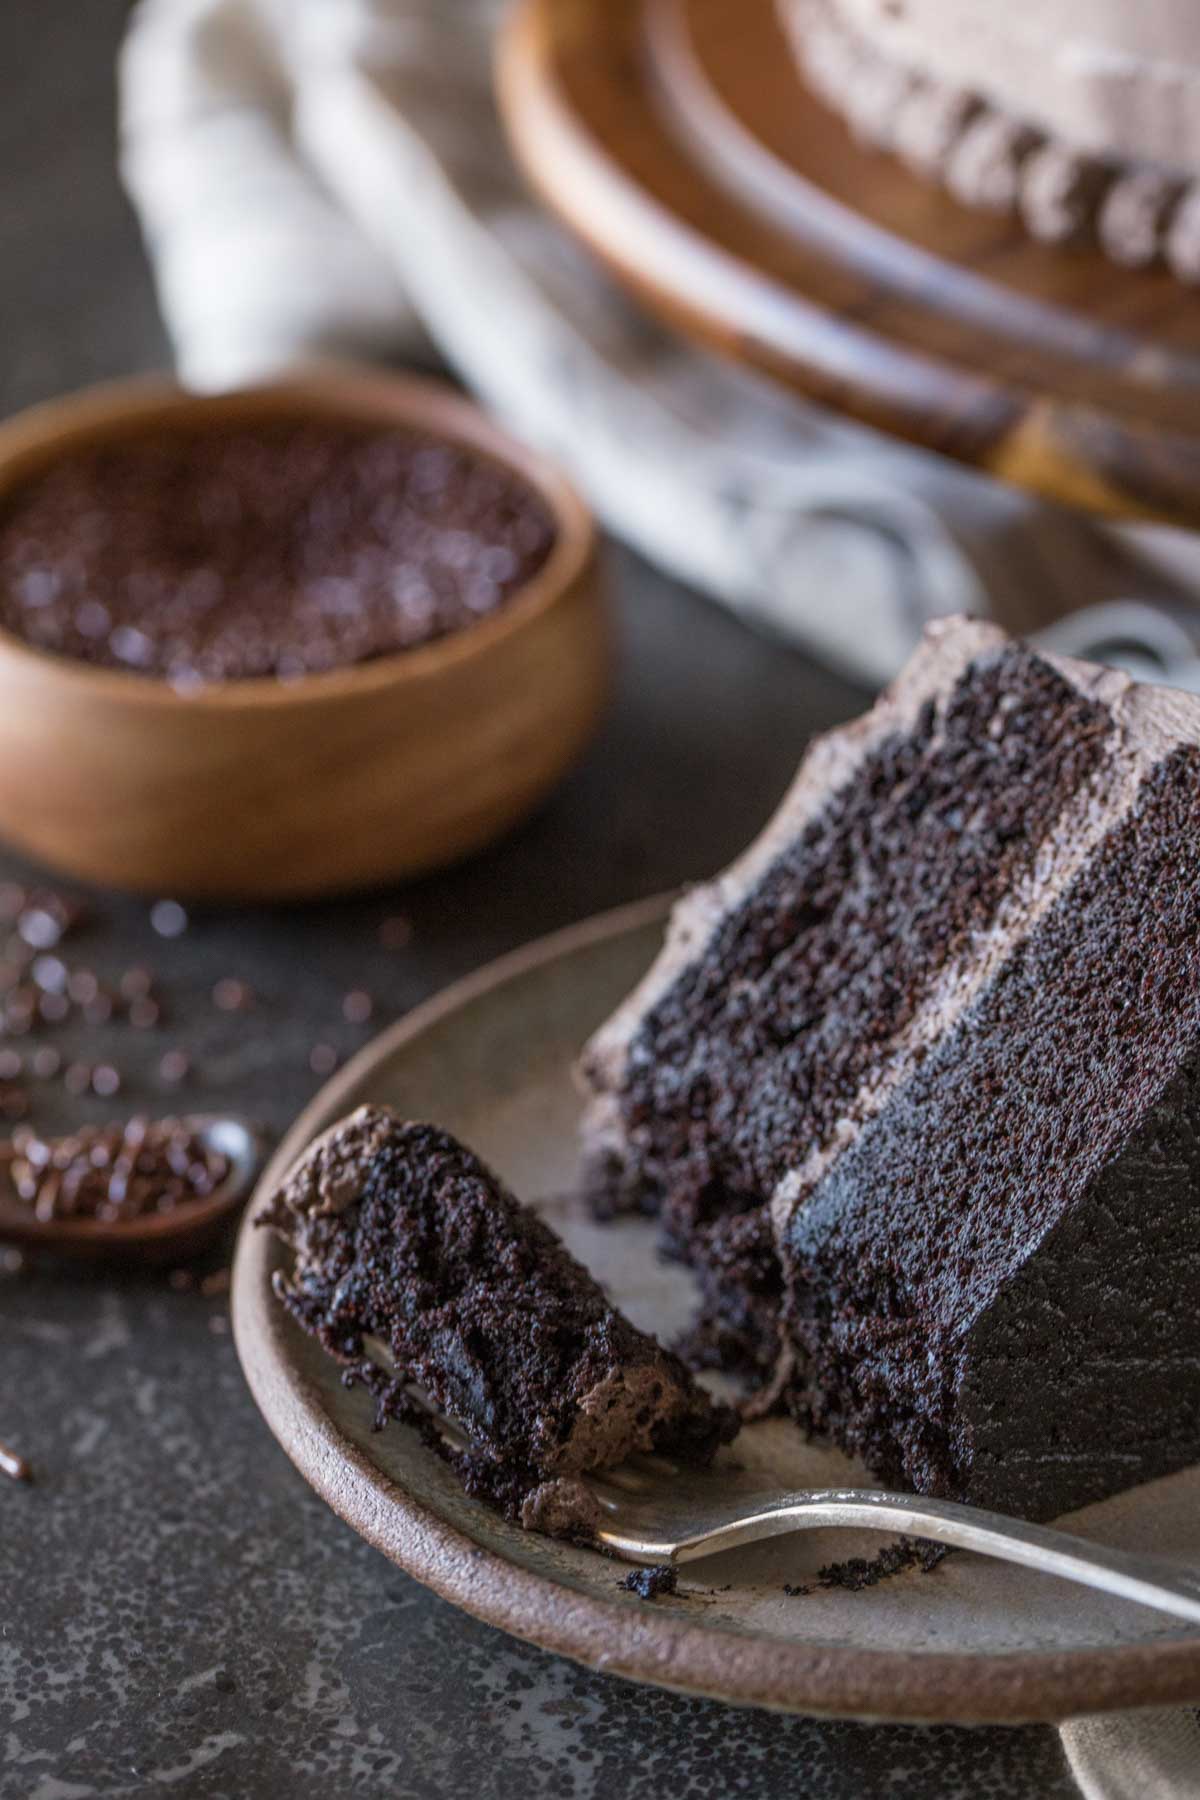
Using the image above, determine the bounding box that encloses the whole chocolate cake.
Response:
[260,1107,736,1532]
[583,617,1200,1519]
[783,0,1200,281]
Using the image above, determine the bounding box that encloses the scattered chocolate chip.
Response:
[0,1438,31,1483]
[212,978,253,1013]
[30,955,67,994]
[620,1566,678,1601]
[158,1050,190,1086]
[17,910,60,950]
[4,993,34,1034]
[63,1063,92,1096]
[66,968,100,1005]
[119,968,154,1002]
[16,894,82,950]
[378,915,413,950]
[150,900,188,940]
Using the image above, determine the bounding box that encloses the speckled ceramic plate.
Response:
[232,898,1200,1723]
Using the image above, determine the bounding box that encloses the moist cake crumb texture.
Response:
[259,1107,736,1531]
[786,745,1200,1518]
[264,617,1200,1536]
[583,616,1200,1523]
[592,642,1110,1382]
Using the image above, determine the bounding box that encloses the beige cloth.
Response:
[119,0,1200,688]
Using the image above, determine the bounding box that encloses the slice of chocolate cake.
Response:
[781,745,1200,1518]
[583,618,1117,1380]
[259,1107,736,1533]
[582,616,1200,1519]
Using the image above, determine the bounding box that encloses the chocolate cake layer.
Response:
[783,746,1200,1519]
[260,1108,736,1531]
[583,622,1115,1378]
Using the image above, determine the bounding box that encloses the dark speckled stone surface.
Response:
[0,3,1076,1793]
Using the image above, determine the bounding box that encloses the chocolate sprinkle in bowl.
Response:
[0,1113,263,1262]
[0,373,607,898]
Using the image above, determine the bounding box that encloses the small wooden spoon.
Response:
[0,1115,265,1264]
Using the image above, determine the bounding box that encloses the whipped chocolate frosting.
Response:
[783,0,1200,278]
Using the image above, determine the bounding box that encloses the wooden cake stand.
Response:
[498,0,1200,529]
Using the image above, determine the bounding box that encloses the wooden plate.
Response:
[231,898,1200,1722]
[498,0,1200,528]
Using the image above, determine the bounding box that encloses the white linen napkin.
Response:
[116,10,1200,1779]
[118,0,1200,689]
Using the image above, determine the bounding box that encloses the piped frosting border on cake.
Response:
[781,0,1200,281]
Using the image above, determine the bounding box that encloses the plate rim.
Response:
[231,895,1200,1723]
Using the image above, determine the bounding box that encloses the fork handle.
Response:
[600,1486,1200,1627]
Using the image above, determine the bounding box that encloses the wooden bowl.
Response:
[0,373,609,899]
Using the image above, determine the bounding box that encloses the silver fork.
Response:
[364,1345,1200,1630]
[585,1456,1200,1628]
